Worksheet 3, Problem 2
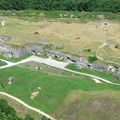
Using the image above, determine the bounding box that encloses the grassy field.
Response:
[19,61,81,78]
[0,16,119,59]
[97,44,120,64]
[0,62,120,115]
[53,90,120,120]
[0,10,120,20]
[0,54,32,62]
[0,94,42,120]
[0,61,7,66]
[66,64,120,84]
[0,11,120,119]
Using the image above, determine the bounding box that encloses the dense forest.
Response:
[0,0,120,13]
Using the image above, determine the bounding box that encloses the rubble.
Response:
[8,76,14,85]
[0,35,11,43]
[30,91,39,100]
[96,15,105,20]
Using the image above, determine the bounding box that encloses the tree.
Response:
[41,116,51,120]
[0,99,23,120]
[0,99,36,120]
[0,0,120,12]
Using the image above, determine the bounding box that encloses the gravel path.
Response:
[0,92,55,120]
[0,55,120,85]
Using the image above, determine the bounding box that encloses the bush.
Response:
[88,56,98,63]
[0,99,23,120]
[0,0,120,13]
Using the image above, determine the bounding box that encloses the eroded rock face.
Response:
[48,50,89,67]
[0,43,45,58]
[91,62,109,72]
[0,41,120,75]
[0,35,11,43]
[47,50,120,75]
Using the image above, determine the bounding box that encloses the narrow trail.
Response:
[0,58,13,65]
[64,68,120,86]
[96,42,109,61]
[0,55,120,85]
[0,55,120,120]
[0,92,55,120]
[96,42,120,66]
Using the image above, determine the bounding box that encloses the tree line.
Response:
[0,0,120,13]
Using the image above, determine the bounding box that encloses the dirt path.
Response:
[0,58,13,65]
[0,92,55,120]
[0,55,120,120]
[96,42,120,66]
[0,56,68,69]
[64,68,120,85]
[96,41,109,61]
[0,55,120,85]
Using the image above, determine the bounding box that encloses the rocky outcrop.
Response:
[91,62,109,72]
[0,41,120,76]
[48,50,89,67]
[0,43,45,58]
[47,50,120,75]
[0,35,11,43]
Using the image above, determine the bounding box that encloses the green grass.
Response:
[0,61,7,66]
[0,95,42,120]
[0,15,119,59]
[0,65,120,114]
[97,45,120,65]
[0,54,32,62]
[88,55,98,63]
[36,53,48,59]
[19,61,80,77]
[66,64,120,84]
[0,10,120,20]
[54,90,120,120]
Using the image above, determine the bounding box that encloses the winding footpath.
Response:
[0,92,55,120]
[0,55,120,120]
[96,42,120,66]
[0,55,120,85]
